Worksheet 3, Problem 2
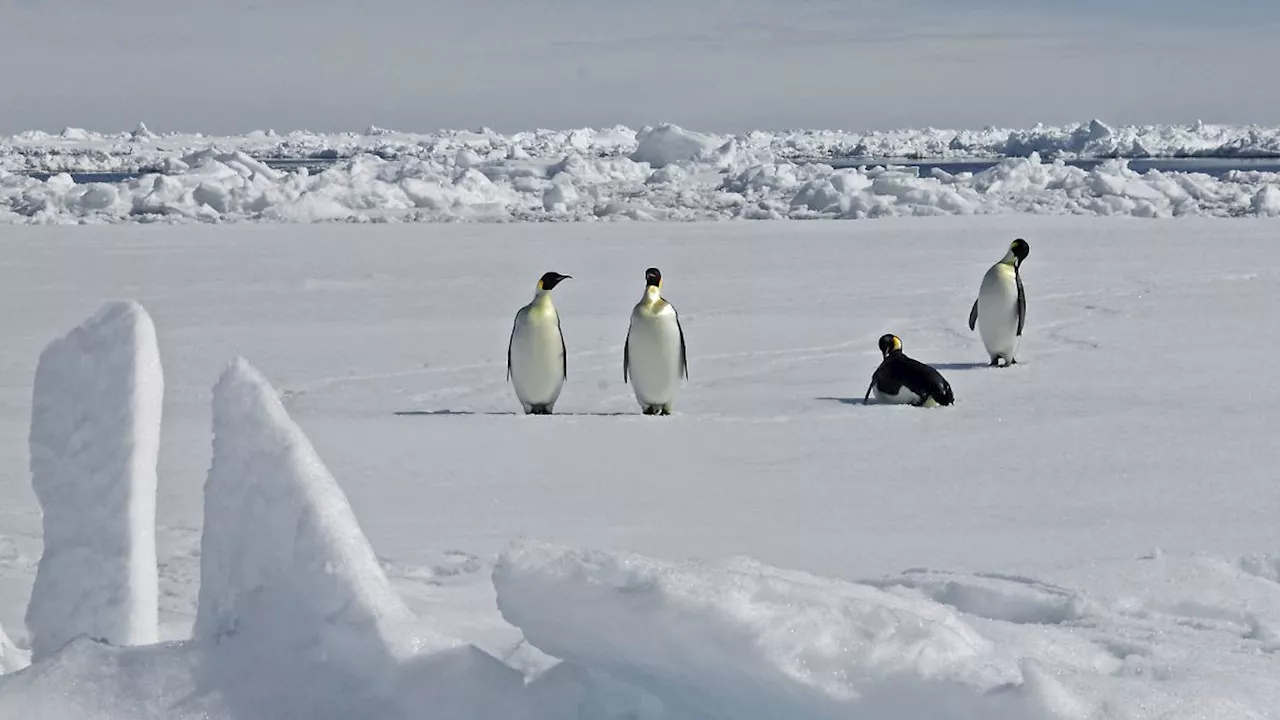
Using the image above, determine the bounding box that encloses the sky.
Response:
[3,0,1280,135]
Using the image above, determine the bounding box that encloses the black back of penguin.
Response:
[869,334,954,406]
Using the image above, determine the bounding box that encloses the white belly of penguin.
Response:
[873,384,926,406]
[510,310,564,408]
[977,264,1021,358]
[628,310,683,407]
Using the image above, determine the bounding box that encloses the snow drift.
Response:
[494,541,1069,720]
[25,301,163,662]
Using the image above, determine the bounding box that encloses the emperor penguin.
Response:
[969,238,1029,367]
[624,267,688,415]
[864,334,954,407]
[507,271,570,414]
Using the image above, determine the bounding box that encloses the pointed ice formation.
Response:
[196,357,438,654]
[194,358,527,719]
[25,301,162,662]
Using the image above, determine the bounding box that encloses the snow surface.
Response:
[25,301,162,662]
[1,217,1279,718]
[4,122,1280,223]
[0,622,26,674]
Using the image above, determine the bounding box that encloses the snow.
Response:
[25,301,162,662]
[0,622,27,674]
[5,120,1280,176]
[2,149,1278,224]
[495,540,1054,720]
[630,124,723,168]
[4,121,1280,223]
[1,352,526,719]
[1,216,1280,717]
[195,357,525,718]
[196,357,452,692]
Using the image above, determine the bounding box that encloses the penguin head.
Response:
[878,333,904,357]
[644,267,662,288]
[1009,238,1030,266]
[537,271,571,291]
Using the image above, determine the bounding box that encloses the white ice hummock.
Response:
[25,301,162,662]
[494,541,1061,720]
[193,358,526,719]
[196,357,444,658]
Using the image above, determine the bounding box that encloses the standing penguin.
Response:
[507,271,571,414]
[969,238,1029,367]
[864,334,954,407]
[624,267,688,416]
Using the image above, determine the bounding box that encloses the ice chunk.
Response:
[193,358,529,719]
[630,123,723,168]
[0,622,29,675]
[494,541,1054,720]
[25,300,162,662]
[3,356,523,719]
[1251,185,1280,216]
[196,357,443,659]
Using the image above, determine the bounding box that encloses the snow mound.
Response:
[494,540,1064,720]
[25,301,162,662]
[630,124,724,168]
[0,623,28,675]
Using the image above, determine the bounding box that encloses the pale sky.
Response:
[3,0,1279,135]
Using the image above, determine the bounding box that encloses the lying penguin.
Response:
[863,334,954,407]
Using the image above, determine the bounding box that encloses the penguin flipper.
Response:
[1016,270,1026,336]
[968,299,978,331]
[863,379,875,404]
[676,310,688,380]
[623,326,630,383]
[506,314,518,382]
[557,314,567,380]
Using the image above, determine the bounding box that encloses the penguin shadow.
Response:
[815,397,871,406]
[394,409,634,417]
[929,361,992,371]
[394,410,509,416]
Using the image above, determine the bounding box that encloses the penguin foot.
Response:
[989,358,1001,367]
[659,407,672,416]
[527,405,553,415]
[642,406,660,416]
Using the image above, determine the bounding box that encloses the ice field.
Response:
[5,122,1280,223]
[0,215,1278,717]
